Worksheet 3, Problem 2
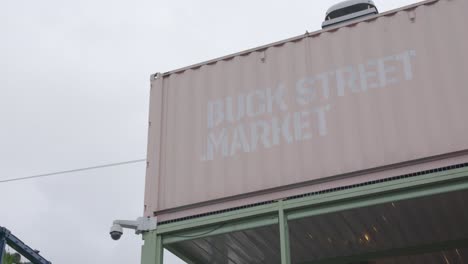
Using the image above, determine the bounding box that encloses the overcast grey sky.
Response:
[1,0,421,263]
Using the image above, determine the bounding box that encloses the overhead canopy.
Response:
[167,188,468,263]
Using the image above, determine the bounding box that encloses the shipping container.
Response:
[144,0,468,222]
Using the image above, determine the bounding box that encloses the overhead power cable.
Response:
[0,158,146,184]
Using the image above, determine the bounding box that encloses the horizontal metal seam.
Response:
[158,163,468,227]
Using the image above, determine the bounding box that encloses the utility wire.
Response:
[0,158,146,184]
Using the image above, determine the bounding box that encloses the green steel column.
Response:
[141,231,163,264]
[279,201,291,264]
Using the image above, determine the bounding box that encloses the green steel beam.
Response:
[144,166,468,264]
[284,167,468,214]
[299,237,468,264]
[287,169,468,220]
[163,214,278,245]
[157,167,468,237]
[279,201,291,264]
[156,235,163,264]
[157,203,279,235]
[141,231,163,264]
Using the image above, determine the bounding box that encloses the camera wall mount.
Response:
[110,217,157,240]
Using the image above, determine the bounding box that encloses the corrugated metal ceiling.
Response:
[290,189,468,263]
[171,225,281,264]
[169,189,468,263]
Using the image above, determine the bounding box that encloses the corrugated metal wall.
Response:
[145,0,468,220]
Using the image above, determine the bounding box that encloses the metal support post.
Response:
[141,231,163,264]
[0,233,6,264]
[279,201,291,264]
[0,227,50,264]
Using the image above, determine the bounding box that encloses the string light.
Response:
[364,233,371,242]
[443,253,450,264]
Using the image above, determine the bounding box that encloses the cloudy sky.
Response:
[1,0,421,263]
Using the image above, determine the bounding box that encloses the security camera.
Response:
[110,224,123,240]
[109,217,157,241]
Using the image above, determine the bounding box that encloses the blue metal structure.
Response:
[0,227,51,264]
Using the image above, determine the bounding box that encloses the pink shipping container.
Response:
[144,0,468,222]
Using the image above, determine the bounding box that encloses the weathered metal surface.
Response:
[144,0,468,220]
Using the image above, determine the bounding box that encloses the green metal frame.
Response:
[141,166,468,264]
[141,231,163,264]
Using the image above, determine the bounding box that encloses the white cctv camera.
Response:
[110,224,123,240]
[109,217,157,240]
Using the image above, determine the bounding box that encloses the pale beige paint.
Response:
[144,0,468,220]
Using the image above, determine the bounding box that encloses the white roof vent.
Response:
[322,0,379,29]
